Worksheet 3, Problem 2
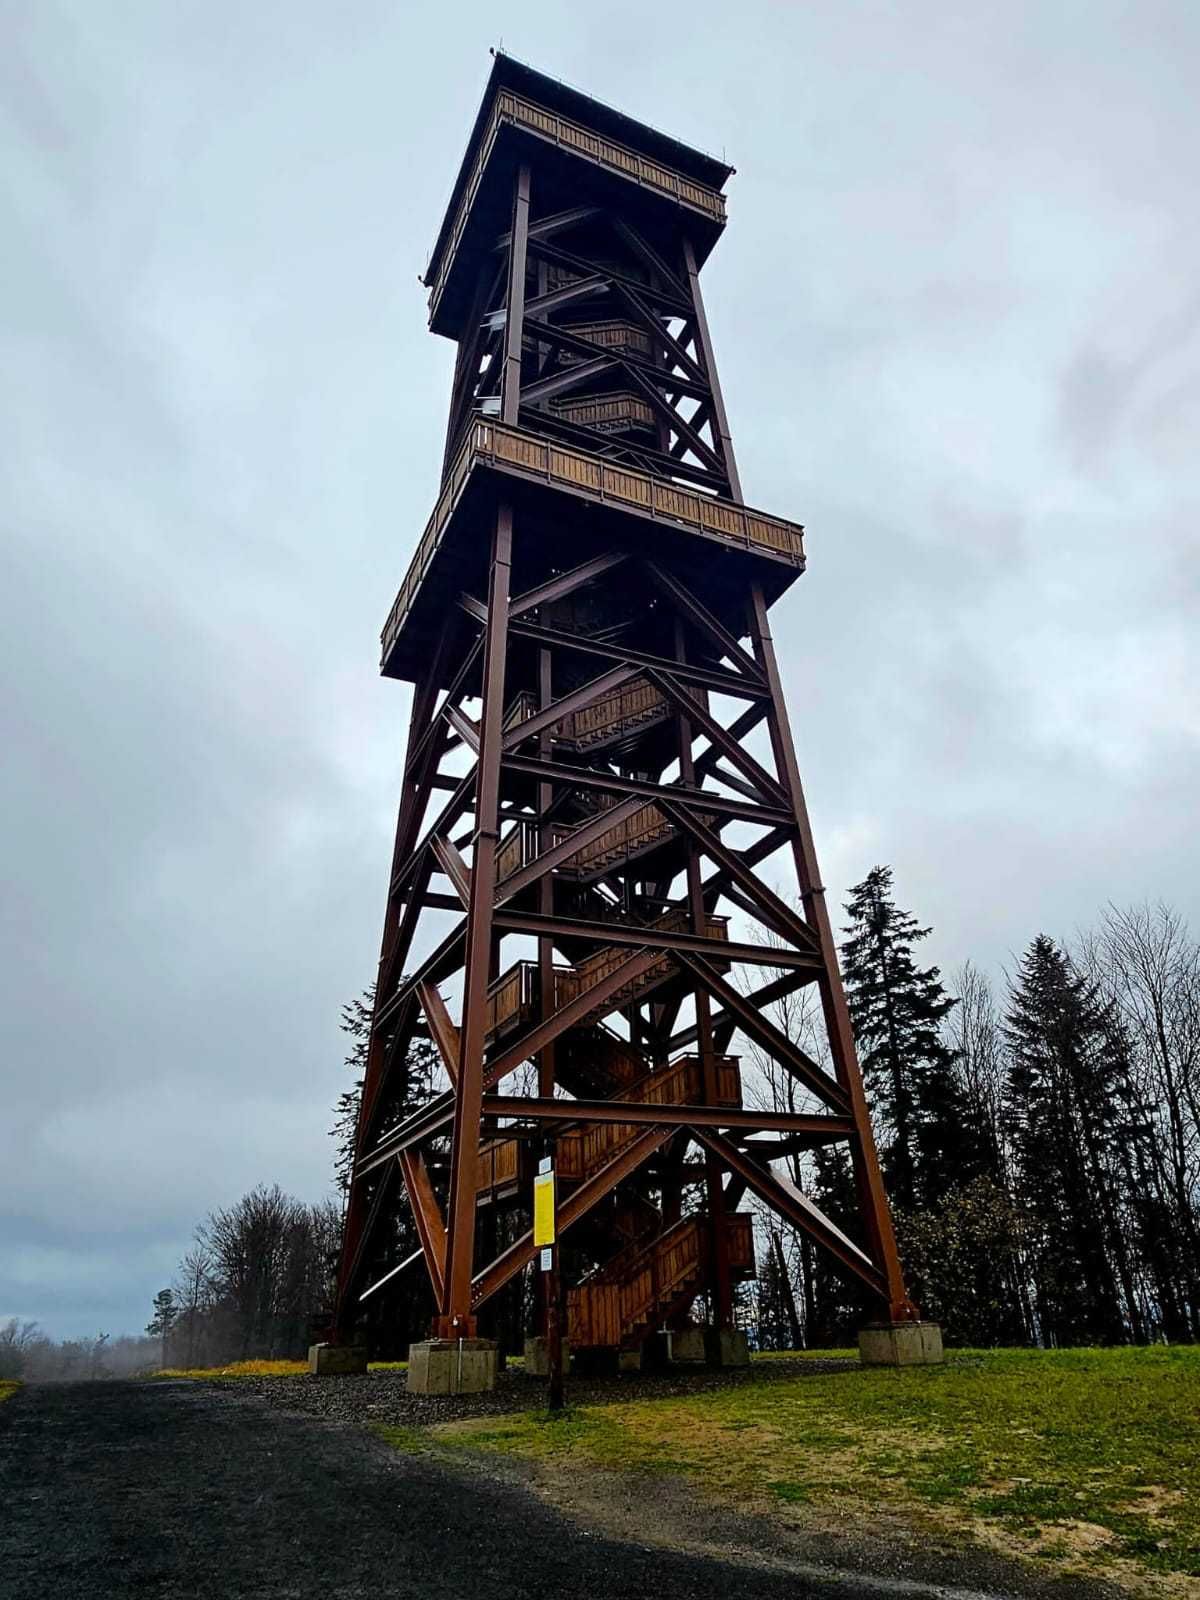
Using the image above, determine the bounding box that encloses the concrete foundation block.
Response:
[406,1338,498,1394]
[617,1345,643,1373]
[858,1322,944,1367]
[708,1328,751,1367]
[307,1343,368,1376]
[669,1327,708,1365]
[523,1337,571,1376]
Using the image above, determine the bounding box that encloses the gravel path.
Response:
[0,1376,998,1600]
[230,1352,856,1429]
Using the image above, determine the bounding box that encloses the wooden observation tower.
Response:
[328,54,933,1388]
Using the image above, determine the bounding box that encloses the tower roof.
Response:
[423,51,735,293]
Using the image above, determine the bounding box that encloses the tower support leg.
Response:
[433,502,513,1361]
[858,1323,944,1366]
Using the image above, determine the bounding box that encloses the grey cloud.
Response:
[2,0,1197,1338]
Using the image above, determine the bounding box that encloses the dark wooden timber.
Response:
[330,55,919,1360]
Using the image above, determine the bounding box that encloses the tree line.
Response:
[144,1187,340,1368]
[750,873,1200,1349]
[0,1320,160,1382]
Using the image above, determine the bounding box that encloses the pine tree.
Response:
[840,866,976,1212]
[329,985,437,1196]
[145,1289,177,1368]
[802,1145,870,1344]
[330,988,374,1198]
[329,984,439,1356]
[1002,935,1137,1345]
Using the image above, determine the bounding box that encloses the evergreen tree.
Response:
[330,988,374,1197]
[329,983,439,1356]
[896,1176,1030,1345]
[1002,935,1138,1345]
[840,866,978,1211]
[145,1288,177,1368]
[802,1145,870,1344]
[329,984,437,1197]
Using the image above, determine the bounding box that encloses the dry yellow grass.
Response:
[0,1380,20,1403]
[154,1358,409,1379]
[156,1359,309,1379]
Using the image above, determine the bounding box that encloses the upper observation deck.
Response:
[423,53,733,339]
[379,419,806,681]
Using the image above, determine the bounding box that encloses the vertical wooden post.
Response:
[674,619,733,1332]
[500,164,531,427]
[437,503,513,1336]
[682,236,742,503]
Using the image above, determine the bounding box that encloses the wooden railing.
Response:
[557,321,653,363]
[560,1023,650,1095]
[569,801,673,873]
[495,796,695,888]
[484,910,730,1039]
[485,960,536,1042]
[380,420,806,668]
[476,1137,522,1193]
[428,90,726,317]
[556,1054,741,1180]
[478,1052,740,1198]
[478,423,807,557]
[551,391,656,434]
[565,677,668,744]
[501,677,669,752]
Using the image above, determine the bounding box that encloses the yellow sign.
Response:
[533,1171,556,1246]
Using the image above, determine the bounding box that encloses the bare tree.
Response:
[947,961,1008,1182]
[1091,903,1200,1337]
[0,1318,46,1380]
[172,1248,215,1367]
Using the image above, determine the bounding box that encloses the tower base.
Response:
[406,1338,498,1394]
[308,1343,368,1375]
[523,1336,571,1376]
[669,1327,750,1367]
[858,1322,944,1367]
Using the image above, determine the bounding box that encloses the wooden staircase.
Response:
[484,909,730,1042]
[567,1212,755,1351]
[476,1050,741,1202]
[502,675,670,756]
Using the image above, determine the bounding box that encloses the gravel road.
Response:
[0,1379,1122,1600]
[0,1378,914,1599]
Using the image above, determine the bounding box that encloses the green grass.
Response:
[0,1380,20,1404]
[419,1348,1200,1587]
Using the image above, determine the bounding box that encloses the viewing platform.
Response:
[380,419,806,681]
[423,54,731,338]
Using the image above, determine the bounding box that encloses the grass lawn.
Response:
[0,1380,20,1403]
[395,1347,1200,1592]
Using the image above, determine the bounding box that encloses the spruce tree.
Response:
[840,865,974,1212]
[330,985,437,1196]
[145,1288,177,1368]
[804,1144,870,1344]
[1002,935,1135,1345]
[329,984,438,1356]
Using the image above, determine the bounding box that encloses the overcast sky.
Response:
[3,1,1197,1341]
